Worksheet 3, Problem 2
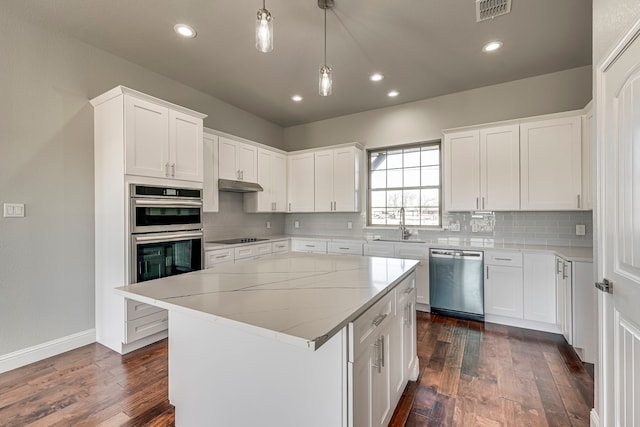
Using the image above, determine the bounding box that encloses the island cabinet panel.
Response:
[169,310,348,427]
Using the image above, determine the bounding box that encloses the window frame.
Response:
[366,140,442,229]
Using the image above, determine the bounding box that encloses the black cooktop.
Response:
[208,237,270,244]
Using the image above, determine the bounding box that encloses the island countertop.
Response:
[115,252,418,351]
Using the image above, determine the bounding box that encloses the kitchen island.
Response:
[115,252,419,427]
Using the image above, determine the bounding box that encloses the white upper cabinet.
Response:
[287,152,315,212]
[444,125,519,211]
[444,130,480,211]
[520,115,582,210]
[480,125,520,210]
[123,92,204,183]
[314,146,361,212]
[218,136,258,183]
[244,148,287,212]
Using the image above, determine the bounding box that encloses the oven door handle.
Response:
[133,199,203,207]
[133,231,203,244]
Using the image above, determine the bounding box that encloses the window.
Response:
[368,141,441,227]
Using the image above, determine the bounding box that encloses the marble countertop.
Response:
[115,252,418,351]
[205,234,593,262]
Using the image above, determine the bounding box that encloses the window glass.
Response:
[367,141,441,228]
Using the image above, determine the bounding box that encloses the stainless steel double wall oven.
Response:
[130,185,203,283]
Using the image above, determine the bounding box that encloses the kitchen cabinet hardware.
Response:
[372,313,387,327]
[577,194,581,209]
[372,337,382,373]
[215,255,227,259]
[476,197,479,209]
[557,259,563,274]
[562,262,568,279]
[380,335,385,368]
[486,265,490,280]
[494,257,512,261]
[482,197,485,209]
[595,278,613,294]
[404,287,414,294]
[171,163,175,177]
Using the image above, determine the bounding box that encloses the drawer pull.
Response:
[372,313,388,327]
[339,247,350,250]
[494,257,512,261]
[215,255,228,259]
[404,287,414,294]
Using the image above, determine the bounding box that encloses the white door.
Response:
[314,149,334,212]
[169,110,202,182]
[597,19,640,426]
[124,95,169,178]
[480,124,520,210]
[287,153,315,212]
[218,137,239,180]
[444,130,480,211]
[333,147,357,212]
[238,143,258,183]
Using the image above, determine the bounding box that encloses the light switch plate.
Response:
[4,203,25,218]
[576,224,586,236]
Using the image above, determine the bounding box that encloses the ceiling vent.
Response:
[476,0,512,22]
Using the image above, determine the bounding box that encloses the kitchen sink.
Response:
[372,238,427,244]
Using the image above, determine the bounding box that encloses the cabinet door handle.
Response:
[486,265,490,280]
[380,335,385,368]
[494,257,512,261]
[372,313,388,327]
[562,262,568,279]
[165,163,170,177]
[215,255,228,259]
[171,163,175,177]
[577,194,581,209]
[476,197,479,210]
[557,259,563,274]
[372,338,381,373]
[482,197,485,209]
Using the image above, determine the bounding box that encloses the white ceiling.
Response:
[6,0,592,127]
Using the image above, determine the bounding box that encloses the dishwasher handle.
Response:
[430,249,483,260]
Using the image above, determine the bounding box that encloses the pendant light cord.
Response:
[324,7,327,64]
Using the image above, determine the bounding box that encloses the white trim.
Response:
[590,408,599,427]
[0,329,96,374]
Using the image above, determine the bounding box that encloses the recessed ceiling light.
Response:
[482,40,503,52]
[292,95,303,102]
[369,73,384,82]
[174,24,197,38]
[387,90,399,97]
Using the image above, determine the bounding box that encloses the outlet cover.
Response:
[294,220,300,229]
[576,224,586,236]
[266,221,271,229]
[347,221,353,229]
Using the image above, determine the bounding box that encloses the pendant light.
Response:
[318,0,334,96]
[256,0,273,53]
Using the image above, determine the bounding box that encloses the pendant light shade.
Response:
[256,1,273,53]
[318,0,334,96]
[319,65,333,96]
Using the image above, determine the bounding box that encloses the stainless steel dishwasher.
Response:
[429,249,484,321]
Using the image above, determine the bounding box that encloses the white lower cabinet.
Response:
[205,248,234,268]
[328,242,363,255]
[349,272,417,427]
[484,251,523,319]
[291,238,328,253]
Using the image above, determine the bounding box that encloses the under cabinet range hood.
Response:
[218,179,264,193]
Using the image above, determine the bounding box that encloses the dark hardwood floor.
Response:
[0,313,593,426]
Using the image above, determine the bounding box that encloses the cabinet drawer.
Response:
[328,242,363,255]
[126,298,164,321]
[363,243,395,257]
[349,290,395,362]
[291,239,327,253]
[205,248,234,267]
[394,245,429,259]
[124,310,168,343]
[485,251,522,267]
[272,240,290,253]
[253,243,273,256]
[395,273,416,310]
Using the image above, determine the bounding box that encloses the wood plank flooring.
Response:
[0,313,593,426]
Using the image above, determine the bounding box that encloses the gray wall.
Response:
[283,66,592,151]
[0,10,283,356]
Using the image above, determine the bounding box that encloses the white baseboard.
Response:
[590,408,599,427]
[0,329,96,374]
[484,314,561,334]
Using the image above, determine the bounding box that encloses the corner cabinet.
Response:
[520,116,582,210]
[119,88,205,183]
[444,124,520,211]
[244,148,287,212]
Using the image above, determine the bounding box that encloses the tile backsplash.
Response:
[284,210,593,247]
[203,192,285,241]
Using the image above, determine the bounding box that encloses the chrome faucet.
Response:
[399,207,411,240]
